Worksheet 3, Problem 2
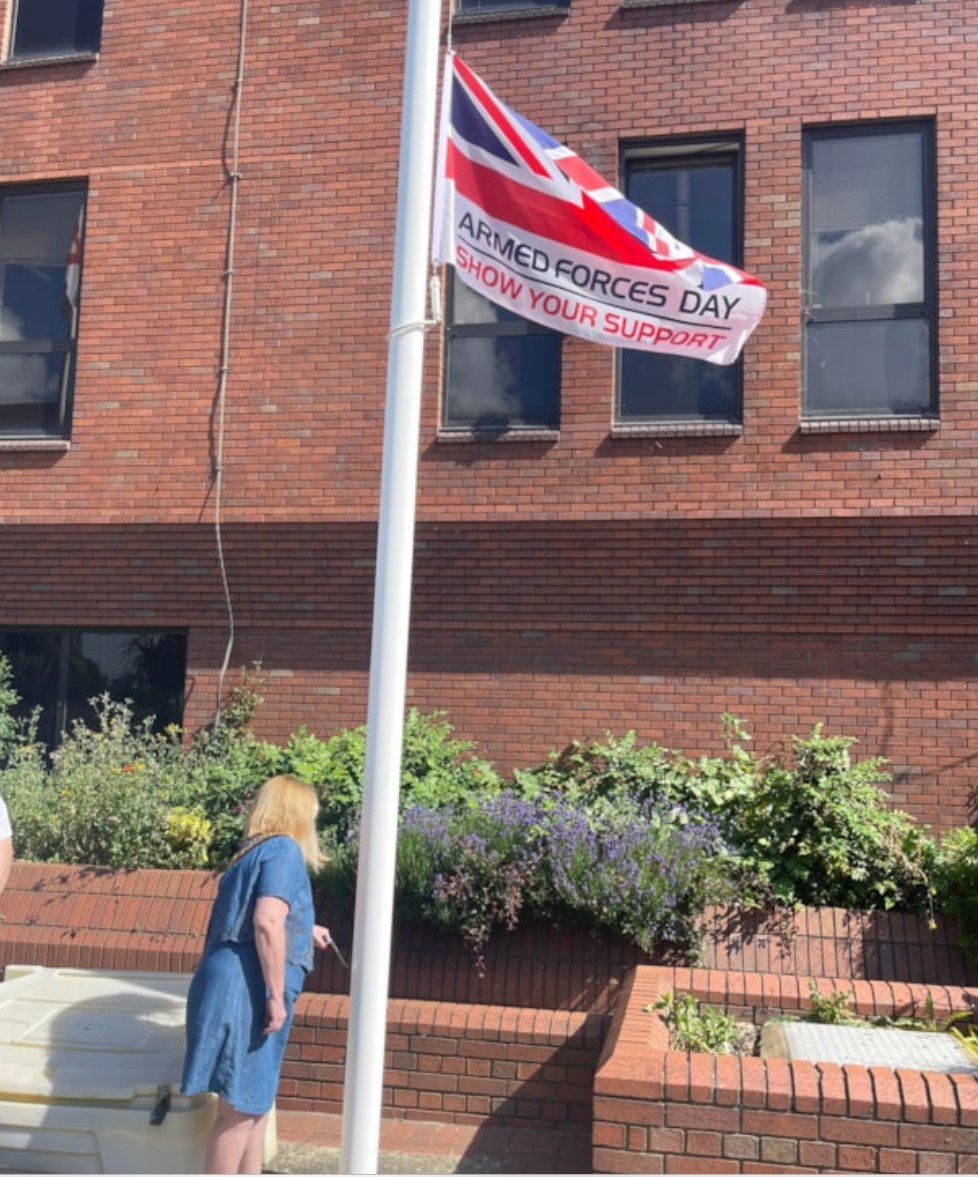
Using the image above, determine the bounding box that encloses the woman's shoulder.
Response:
[252,833,302,864]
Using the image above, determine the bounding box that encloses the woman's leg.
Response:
[204,1098,268,1175]
[238,1110,271,1175]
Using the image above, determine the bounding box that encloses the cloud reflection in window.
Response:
[812,216,923,309]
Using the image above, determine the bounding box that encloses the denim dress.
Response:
[181,834,315,1115]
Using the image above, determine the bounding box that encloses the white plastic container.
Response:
[0,965,277,1174]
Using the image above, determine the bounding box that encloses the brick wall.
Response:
[281,992,605,1133]
[594,967,978,1174]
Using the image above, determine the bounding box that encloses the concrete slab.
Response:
[762,1020,978,1075]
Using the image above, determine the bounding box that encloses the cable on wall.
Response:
[211,0,250,728]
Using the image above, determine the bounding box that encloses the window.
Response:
[617,139,743,425]
[456,0,568,12]
[803,123,935,419]
[0,630,187,749]
[9,0,103,61]
[0,184,85,439]
[442,269,561,432]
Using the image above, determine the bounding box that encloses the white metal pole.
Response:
[339,0,442,1172]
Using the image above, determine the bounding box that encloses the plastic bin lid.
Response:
[0,966,195,1101]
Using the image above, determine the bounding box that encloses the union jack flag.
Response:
[432,53,766,364]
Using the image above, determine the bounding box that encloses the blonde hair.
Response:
[244,775,326,870]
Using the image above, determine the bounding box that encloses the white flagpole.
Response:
[338,0,443,1171]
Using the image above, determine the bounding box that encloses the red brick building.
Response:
[0,0,974,829]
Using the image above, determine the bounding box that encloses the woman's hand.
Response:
[312,924,331,951]
[264,994,287,1035]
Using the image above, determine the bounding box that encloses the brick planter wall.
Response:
[593,966,978,1174]
[280,992,605,1135]
[3,865,973,1006]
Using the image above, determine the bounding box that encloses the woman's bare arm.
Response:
[253,895,289,1034]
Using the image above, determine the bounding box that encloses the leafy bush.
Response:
[281,708,502,841]
[934,826,978,961]
[736,727,938,914]
[651,990,745,1054]
[515,719,939,920]
[4,696,209,869]
[513,716,757,829]
[0,643,963,967]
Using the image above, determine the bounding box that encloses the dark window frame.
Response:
[0,180,86,440]
[8,0,104,62]
[441,267,562,435]
[615,135,745,427]
[801,120,937,421]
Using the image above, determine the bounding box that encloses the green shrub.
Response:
[513,716,757,826]
[285,708,501,841]
[164,806,214,869]
[0,653,24,767]
[934,826,978,961]
[736,727,938,914]
[4,696,204,868]
[0,645,956,966]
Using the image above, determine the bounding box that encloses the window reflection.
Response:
[0,185,84,438]
[811,218,923,308]
[620,349,739,422]
[12,0,104,60]
[444,272,561,431]
[804,124,934,418]
[445,334,560,428]
[0,630,187,750]
[618,142,743,424]
[806,320,930,415]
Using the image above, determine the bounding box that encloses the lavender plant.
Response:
[390,789,733,967]
[541,793,735,954]
[396,794,546,971]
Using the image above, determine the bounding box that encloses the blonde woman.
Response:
[181,775,331,1174]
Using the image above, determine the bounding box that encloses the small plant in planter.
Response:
[649,989,757,1055]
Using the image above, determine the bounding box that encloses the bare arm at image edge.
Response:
[0,834,10,897]
[253,895,289,1034]
[0,797,11,896]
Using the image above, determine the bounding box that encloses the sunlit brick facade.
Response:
[0,0,975,828]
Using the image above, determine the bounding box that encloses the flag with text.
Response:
[432,53,767,365]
